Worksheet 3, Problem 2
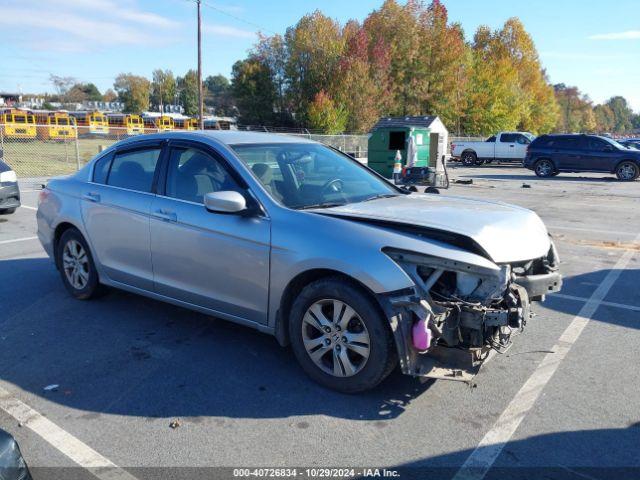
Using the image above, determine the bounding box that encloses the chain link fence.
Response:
[0,125,488,179]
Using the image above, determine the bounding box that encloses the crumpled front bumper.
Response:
[377,250,562,383]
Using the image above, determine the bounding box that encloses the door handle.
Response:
[152,209,177,222]
[83,192,100,203]
[509,145,515,148]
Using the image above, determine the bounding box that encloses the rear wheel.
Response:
[56,228,102,300]
[0,208,16,215]
[461,151,477,166]
[534,159,555,177]
[289,277,397,393]
[615,161,639,181]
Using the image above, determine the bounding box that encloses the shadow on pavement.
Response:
[386,423,640,480]
[0,257,434,422]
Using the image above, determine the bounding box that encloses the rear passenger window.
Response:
[107,148,161,192]
[92,153,112,184]
[500,134,516,143]
[557,137,580,149]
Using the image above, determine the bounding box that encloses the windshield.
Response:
[599,136,626,149]
[231,143,399,209]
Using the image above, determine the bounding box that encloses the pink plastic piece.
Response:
[412,318,432,351]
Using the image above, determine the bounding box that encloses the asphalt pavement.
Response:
[0,166,639,480]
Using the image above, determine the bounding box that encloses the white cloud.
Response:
[589,30,640,40]
[52,0,180,28]
[204,24,256,39]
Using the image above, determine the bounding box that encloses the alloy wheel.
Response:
[617,162,638,181]
[301,299,371,377]
[535,160,553,177]
[62,239,90,290]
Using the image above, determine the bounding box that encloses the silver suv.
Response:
[37,131,561,392]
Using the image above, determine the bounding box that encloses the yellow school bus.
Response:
[176,117,198,130]
[36,112,77,141]
[107,114,144,136]
[155,115,174,132]
[71,111,109,136]
[0,109,37,140]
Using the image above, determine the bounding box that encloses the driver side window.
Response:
[165,147,240,204]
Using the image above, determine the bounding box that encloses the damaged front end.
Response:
[380,243,562,382]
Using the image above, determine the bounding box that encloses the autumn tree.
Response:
[285,11,345,124]
[151,69,176,112]
[102,89,118,103]
[307,90,348,133]
[554,84,595,132]
[114,73,151,113]
[593,104,615,132]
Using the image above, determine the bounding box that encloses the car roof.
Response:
[111,130,317,148]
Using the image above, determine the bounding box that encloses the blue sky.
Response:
[1,0,639,110]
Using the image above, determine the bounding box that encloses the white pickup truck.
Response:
[451,132,536,166]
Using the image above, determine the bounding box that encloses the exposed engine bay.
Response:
[380,242,562,382]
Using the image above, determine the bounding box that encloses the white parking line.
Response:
[20,205,37,211]
[454,232,640,480]
[0,236,38,245]
[0,385,138,480]
[551,292,640,313]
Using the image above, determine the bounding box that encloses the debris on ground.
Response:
[169,420,181,429]
[43,384,59,392]
[454,179,473,185]
[522,183,531,188]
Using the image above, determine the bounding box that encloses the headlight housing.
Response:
[0,170,17,183]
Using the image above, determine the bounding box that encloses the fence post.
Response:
[0,125,4,154]
[74,125,81,170]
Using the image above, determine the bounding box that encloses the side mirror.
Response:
[204,191,247,214]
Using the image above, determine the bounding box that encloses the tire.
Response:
[424,186,440,194]
[615,161,639,181]
[288,276,397,393]
[0,208,16,215]
[461,151,477,166]
[534,159,555,177]
[56,228,102,300]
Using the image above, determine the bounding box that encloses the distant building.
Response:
[0,92,22,107]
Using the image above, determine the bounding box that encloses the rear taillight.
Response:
[38,187,49,206]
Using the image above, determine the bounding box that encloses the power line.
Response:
[181,0,276,35]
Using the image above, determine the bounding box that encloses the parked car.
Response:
[37,131,561,392]
[451,132,535,166]
[524,134,640,181]
[618,138,640,150]
[0,151,21,214]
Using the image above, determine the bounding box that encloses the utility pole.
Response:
[197,0,204,130]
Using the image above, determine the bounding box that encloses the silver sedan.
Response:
[37,131,561,392]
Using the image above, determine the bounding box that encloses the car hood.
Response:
[316,194,551,263]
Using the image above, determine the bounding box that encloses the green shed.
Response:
[367,116,449,178]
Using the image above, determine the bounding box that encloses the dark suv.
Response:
[524,134,640,181]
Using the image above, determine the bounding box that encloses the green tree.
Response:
[177,70,199,116]
[204,74,234,116]
[231,58,276,125]
[605,96,633,133]
[307,90,347,133]
[554,84,593,132]
[113,73,151,113]
[151,69,176,112]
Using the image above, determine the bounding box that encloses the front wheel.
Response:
[615,161,639,181]
[0,208,16,215]
[56,228,102,300]
[289,277,397,393]
[534,159,555,177]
